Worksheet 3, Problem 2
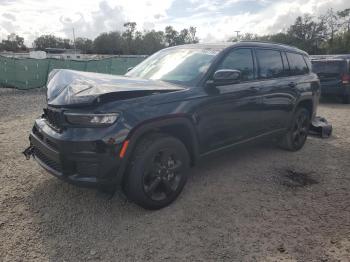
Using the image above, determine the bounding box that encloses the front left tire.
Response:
[124,133,190,210]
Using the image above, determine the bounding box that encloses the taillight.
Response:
[342,74,350,84]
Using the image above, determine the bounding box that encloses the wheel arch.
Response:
[115,116,200,187]
[295,98,314,117]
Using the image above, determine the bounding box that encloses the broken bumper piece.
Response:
[310,116,332,138]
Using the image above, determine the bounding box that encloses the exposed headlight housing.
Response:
[65,112,119,126]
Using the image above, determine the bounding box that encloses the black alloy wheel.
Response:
[143,148,184,201]
[125,133,190,210]
[291,110,309,149]
[279,107,311,151]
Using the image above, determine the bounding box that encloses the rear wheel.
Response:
[124,133,190,210]
[280,107,311,151]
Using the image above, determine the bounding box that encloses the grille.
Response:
[46,139,59,150]
[44,108,63,131]
[34,147,62,173]
[32,126,58,150]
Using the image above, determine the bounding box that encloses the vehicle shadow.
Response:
[24,141,274,260]
[25,138,350,261]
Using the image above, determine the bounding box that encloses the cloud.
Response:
[0,0,175,44]
[1,20,19,33]
[59,2,126,40]
[0,0,16,5]
[0,0,349,45]
[2,13,16,21]
[159,0,350,42]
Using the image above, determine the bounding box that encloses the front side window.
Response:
[286,52,309,75]
[217,48,254,81]
[256,49,284,79]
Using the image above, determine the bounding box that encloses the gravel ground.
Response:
[0,88,350,261]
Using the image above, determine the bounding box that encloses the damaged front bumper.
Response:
[23,145,34,160]
[24,119,126,189]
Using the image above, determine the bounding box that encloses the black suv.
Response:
[26,41,320,209]
[311,55,350,104]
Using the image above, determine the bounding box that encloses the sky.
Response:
[0,0,349,46]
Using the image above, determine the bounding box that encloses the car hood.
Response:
[47,69,185,107]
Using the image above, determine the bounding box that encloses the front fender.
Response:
[113,115,199,187]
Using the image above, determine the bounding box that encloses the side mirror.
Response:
[212,69,241,85]
[127,67,133,72]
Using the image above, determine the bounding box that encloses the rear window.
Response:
[286,52,309,75]
[303,55,312,71]
[256,49,284,79]
[311,60,347,74]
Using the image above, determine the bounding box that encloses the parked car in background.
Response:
[24,41,320,209]
[311,55,350,104]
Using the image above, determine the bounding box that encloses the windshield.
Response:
[126,47,220,86]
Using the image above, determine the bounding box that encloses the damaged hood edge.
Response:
[46,69,185,106]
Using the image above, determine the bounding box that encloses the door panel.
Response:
[195,82,263,153]
[259,78,295,132]
[255,49,294,132]
[194,48,265,153]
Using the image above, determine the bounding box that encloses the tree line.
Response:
[232,8,350,55]
[1,8,350,55]
[0,23,199,55]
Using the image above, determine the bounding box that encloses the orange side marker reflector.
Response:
[119,140,130,158]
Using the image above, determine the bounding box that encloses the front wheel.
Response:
[124,133,190,210]
[279,107,311,151]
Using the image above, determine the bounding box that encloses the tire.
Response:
[124,133,190,210]
[279,107,311,151]
[342,94,350,104]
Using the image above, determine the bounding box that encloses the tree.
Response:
[33,35,72,50]
[0,33,27,52]
[188,27,199,43]
[322,9,339,47]
[122,22,137,54]
[141,30,165,54]
[132,31,144,55]
[338,8,350,32]
[165,26,179,46]
[93,31,123,54]
[272,14,326,53]
[229,32,259,42]
[164,26,199,46]
[75,37,93,54]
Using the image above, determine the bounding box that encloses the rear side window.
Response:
[281,52,289,71]
[256,49,284,79]
[286,52,309,75]
[217,48,254,81]
[303,55,312,71]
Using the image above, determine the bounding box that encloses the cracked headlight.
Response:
[65,112,119,126]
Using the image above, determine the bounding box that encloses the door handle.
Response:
[249,86,261,92]
[288,82,296,88]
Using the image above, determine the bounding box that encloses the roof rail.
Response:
[238,40,299,50]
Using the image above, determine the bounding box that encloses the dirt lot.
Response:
[0,88,349,261]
